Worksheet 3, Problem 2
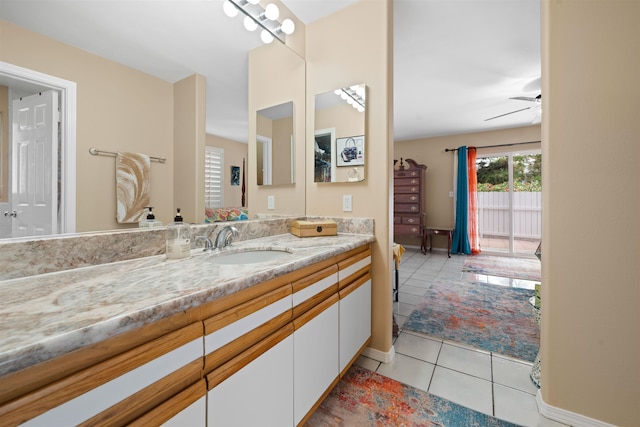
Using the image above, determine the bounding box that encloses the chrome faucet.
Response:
[195,235,215,252]
[214,226,239,249]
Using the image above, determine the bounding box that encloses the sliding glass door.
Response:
[476,151,541,256]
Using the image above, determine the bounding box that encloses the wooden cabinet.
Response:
[293,295,339,425]
[338,249,372,375]
[130,380,207,427]
[204,245,371,427]
[292,266,340,426]
[394,158,427,239]
[3,244,372,427]
[2,322,203,427]
[207,327,295,427]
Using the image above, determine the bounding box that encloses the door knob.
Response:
[3,211,17,218]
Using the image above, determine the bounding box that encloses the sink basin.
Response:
[207,249,293,265]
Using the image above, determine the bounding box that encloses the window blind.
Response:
[205,146,224,208]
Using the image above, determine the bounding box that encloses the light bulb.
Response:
[346,97,354,105]
[357,105,365,113]
[264,4,279,20]
[280,18,295,35]
[244,16,258,31]
[222,0,239,17]
[334,89,342,95]
[260,29,274,44]
[356,86,365,97]
[340,92,348,100]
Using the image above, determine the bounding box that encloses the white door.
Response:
[11,90,58,237]
[257,135,272,185]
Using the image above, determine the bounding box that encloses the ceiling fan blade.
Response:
[484,106,534,121]
[510,94,542,103]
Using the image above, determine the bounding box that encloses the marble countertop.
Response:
[0,233,375,377]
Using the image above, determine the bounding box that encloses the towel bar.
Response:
[89,147,166,163]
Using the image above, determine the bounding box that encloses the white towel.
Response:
[116,152,151,223]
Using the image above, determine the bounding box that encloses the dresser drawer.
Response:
[394,224,421,235]
[395,177,421,187]
[394,170,420,178]
[395,193,420,203]
[395,185,420,195]
[395,203,420,213]
[400,215,421,225]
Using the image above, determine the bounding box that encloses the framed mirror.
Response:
[314,84,366,183]
[256,101,294,186]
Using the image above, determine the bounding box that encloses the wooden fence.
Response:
[477,192,541,239]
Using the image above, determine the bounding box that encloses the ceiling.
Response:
[0,0,540,143]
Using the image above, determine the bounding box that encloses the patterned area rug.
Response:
[462,255,541,282]
[306,365,520,426]
[404,280,539,362]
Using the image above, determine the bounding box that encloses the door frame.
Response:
[476,149,541,255]
[0,61,76,234]
[257,135,272,186]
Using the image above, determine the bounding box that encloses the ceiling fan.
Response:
[485,94,542,122]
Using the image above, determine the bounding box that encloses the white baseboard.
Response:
[536,391,617,427]
[361,344,395,363]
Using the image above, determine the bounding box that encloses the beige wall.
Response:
[272,115,294,186]
[306,0,394,355]
[206,134,248,208]
[0,19,175,230]
[249,40,306,217]
[394,125,541,249]
[173,74,206,224]
[0,85,7,202]
[541,1,640,425]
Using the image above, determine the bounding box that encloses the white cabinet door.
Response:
[22,337,203,427]
[162,395,206,427]
[339,278,372,374]
[208,333,294,427]
[293,295,339,425]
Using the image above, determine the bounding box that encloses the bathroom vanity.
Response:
[0,226,374,426]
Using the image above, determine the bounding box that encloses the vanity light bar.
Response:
[223,0,295,45]
[334,86,366,112]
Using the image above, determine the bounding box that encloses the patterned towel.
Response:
[116,152,150,223]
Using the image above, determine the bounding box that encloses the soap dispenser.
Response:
[166,208,191,260]
[139,207,163,228]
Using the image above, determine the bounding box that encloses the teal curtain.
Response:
[451,146,471,254]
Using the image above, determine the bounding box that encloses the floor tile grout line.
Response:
[425,339,443,392]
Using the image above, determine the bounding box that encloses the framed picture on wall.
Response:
[231,166,240,186]
[336,135,365,167]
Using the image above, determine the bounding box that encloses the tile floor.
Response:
[354,247,568,427]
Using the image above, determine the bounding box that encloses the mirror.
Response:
[0,5,305,240]
[256,101,294,186]
[314,84,366,183]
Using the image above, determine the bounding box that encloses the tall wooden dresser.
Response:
[393,158,427,245]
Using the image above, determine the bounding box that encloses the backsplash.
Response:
[0,216,373,281]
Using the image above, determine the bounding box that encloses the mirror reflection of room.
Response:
[314,84,366,183]
[256,101,294,186]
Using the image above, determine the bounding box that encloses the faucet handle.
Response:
[195,235,214,252]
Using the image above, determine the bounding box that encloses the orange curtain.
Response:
[467,147,481,254]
